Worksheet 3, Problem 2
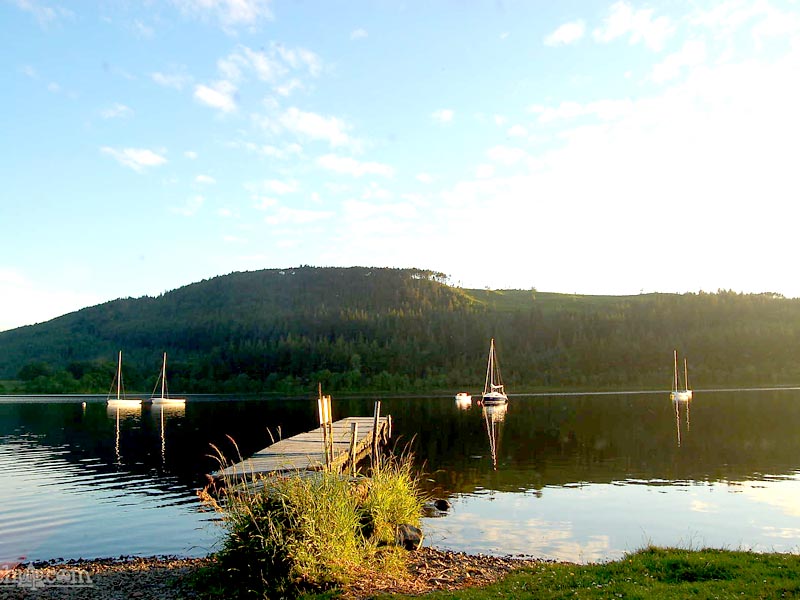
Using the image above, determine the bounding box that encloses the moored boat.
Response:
[482,338,508,406]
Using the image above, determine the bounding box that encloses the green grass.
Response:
[198,447,425,599]
[377,546,800,599]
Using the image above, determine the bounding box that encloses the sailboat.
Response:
[107,351,141,407]
[150,352,186,405]
[670,349,693,402]
[482,338,508,406]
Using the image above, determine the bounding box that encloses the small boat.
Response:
[150,352,186,405]
[455,392,472,404]
[670,349,692,402]
[107,351,141,407]
[482,338,508,406]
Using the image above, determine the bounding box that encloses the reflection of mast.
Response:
[686,398,691,431]
[160,405,166,465]
[482,404,507,470]
[115,407,121,463]
[673,399,681,447]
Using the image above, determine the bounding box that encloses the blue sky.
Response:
[2,0,800,331]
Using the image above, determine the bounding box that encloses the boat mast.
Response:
[684,358,689,391]
[484,339,495,395]
[673,350,679,392]
[117,351,122,401]
[161,352,167,400]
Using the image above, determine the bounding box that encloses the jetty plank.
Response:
[216,416,391,478]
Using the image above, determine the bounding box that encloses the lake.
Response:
[1,390,799,564]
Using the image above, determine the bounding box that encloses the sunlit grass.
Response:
[198,442,425,599]
[376,546,800,599]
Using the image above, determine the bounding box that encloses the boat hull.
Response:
[151,397,186,405]
[482,392,508,406]
[670,390,692,402]
[107,399,142,407]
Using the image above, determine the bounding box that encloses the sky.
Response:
[2,0,800,331]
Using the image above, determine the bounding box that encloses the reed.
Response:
[199,443,425,599]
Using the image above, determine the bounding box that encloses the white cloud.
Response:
[252,196,277,210]
[279,107,352,147]
[274,44,322,77]
[101,147,168,172]
[416,173,434,184]
[196,174,216,184]
[530,98,633,123]
[593,1,674,51]
[507,124,528,137]
[486,145,528,166]
[10,0,73,27]
[350,28,368,40]
[475,164,495,178]
[544,20,586,46]
[194,80,237,112]
[248,179,298,195]
[101,103,133,119]
[276,79,303,97]
[652,40,707,84]
[171,194,204,216]
[264,206,334,225]
[170,0,273,30]
[185,150,198,159]
[317,154,394,177]
[344,199,417,220]
[152,71,192,90]
[432,108,454,124]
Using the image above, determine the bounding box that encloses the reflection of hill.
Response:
[383,391,800,497]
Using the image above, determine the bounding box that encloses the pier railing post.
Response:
[349,421,358,477]
[371,400,381,472]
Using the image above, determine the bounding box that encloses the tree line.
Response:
[2,267,799,395]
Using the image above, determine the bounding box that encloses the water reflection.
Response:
[149,404,185,466]
[455,394,473,410]
[482,404,507,470]
[106,404,141,464]
[672,397,691,447]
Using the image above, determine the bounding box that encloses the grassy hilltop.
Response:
[2,266,799,394]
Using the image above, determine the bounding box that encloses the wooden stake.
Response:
[349,421,358,477]
[371,400,381,472]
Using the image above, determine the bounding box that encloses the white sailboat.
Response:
[107,351,141,407]
[670,349,692,402]
[482,338,508,406]
[150,352,186,405]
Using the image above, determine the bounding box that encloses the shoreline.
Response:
[1,550,543,599]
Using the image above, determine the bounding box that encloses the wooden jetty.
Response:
[215,415,392,480]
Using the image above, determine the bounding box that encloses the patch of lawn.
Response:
[378,547,800,599]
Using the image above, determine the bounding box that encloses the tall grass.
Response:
[199,445,425,599]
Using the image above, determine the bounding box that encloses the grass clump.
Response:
[200,447,425,599]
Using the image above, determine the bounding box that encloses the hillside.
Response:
[1,267,799,394]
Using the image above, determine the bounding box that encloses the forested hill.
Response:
[1,266,799,394]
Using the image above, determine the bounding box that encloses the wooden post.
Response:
[371,400,381,472]
[349,421,358,477]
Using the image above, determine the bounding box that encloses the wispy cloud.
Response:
[544,20,586,46]
[317,154,394,177]
[593,1,674,51]
[279,107,352,147]
[101,147,167,172]
[350,28,368,40]
[101,103,133,119]
[171,194,204,216]
[264,206,333,225]
[194,80,237,112]
[152,70,192,90]
[432,108,454,124]
[195,174,216,184]
[651,40,707,84]
[10,0,73,27]
[170,0,273,30]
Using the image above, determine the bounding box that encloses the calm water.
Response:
[1,390,799,563]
